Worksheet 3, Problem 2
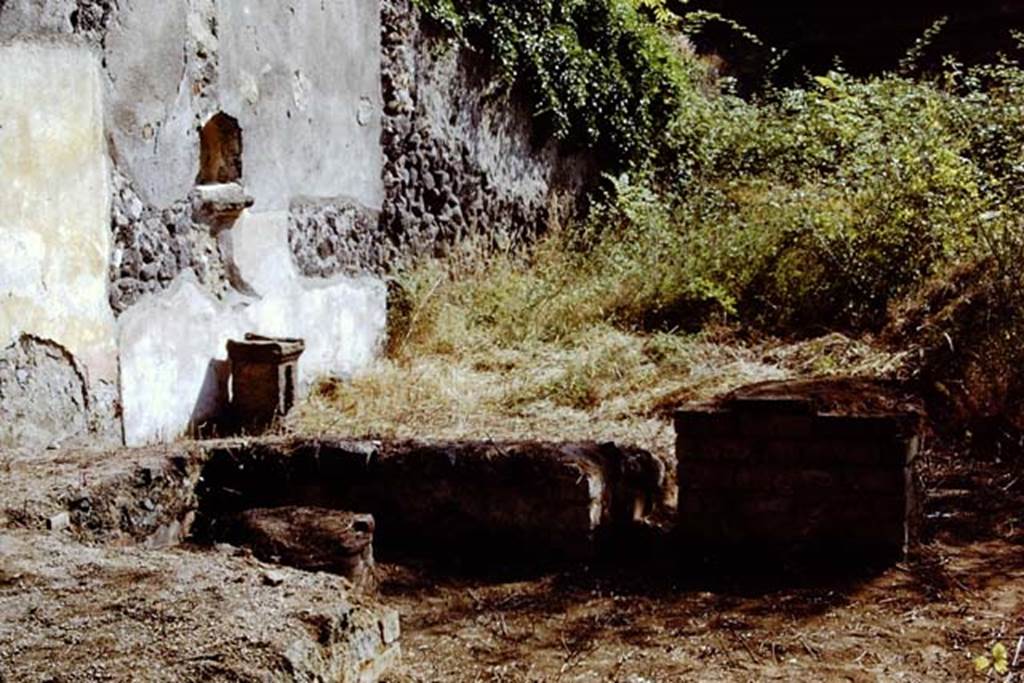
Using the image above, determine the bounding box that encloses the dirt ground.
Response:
[3,333,1023,681]
[1,441,1021,683]
[280,332,1024,681]
[372,447,1024,682]
[0,532,397,682]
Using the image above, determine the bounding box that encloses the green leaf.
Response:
[993,643,1010,674]
[814,75,840,91]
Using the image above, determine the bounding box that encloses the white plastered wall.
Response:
[0,40,117,384]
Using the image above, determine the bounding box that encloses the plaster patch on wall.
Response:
[118,273,240,446]
[217,0,384,213]
[103,0,195,208]
[0,40,117,384]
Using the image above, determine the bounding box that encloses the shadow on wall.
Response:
[189,358,231,439]
[189,114,244,438]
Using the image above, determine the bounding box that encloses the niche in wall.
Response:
[198,113,243,185]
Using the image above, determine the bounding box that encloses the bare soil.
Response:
[373,448,1024,682]
[2,439,1021,682]
[0,532,397,682]
[3,333,1023,682]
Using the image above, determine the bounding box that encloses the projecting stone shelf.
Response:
[675,380,922,561]
[193,182,254,224]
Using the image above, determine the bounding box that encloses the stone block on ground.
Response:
[215,506,376,585]
[227,334,305,434]
[676,378,923,560]
[196,438,665,564]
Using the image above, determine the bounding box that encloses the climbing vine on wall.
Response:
[411,0,702,170]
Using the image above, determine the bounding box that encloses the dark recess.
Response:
[198,112,243,185]
[686,1,1024,83]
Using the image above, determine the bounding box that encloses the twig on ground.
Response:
[734,633,761,664]
[798,636,821,662]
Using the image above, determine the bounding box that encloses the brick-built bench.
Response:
[676,388,922,560]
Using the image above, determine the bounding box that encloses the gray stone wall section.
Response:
[217,0,384,213]
[286,0,594,279]
[0,336,90,450]
[108,169,228,314]
[375,0,593,270]
[288,199,386,278]
[196,438,664,563]
[0,0,99,38]
[103,0,197,209]
[5,0,388,306]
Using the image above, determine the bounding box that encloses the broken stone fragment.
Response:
[262,569,287,587]
[193,182,254,224]
[47,512,71,532]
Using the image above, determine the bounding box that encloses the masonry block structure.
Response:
[676,390,921,559]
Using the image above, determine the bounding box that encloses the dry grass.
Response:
[287,236,907,465]
[287,324,905,467]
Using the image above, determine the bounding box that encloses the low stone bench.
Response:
[676,384,921,560]
[196,438,665,564]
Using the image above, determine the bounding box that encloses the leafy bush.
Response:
[412,0,705,168]
[398,4,1024,347]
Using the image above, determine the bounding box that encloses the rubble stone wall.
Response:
[0,1,388,447]
[288,0,594,279]
[196,438,664,563]
[0,0,591,449]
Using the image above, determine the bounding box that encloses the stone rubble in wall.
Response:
[375,0,554,269]
[105,0,229,315]
[0,336,89,450]
[288,199,388,278]
[69,0,117,44]
[286,0,585,278]
[109,169,230,314]
[186,0,219,118]
[0,0,117,44]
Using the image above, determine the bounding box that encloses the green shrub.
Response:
[413,0,705,168]
[399,4,1024,343]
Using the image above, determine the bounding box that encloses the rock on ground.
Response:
[213,506,377,585]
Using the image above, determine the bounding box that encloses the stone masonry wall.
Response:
[287,0,595,279]
[676,396,921,558]
[109,170,229,314]
[1,0,233,314]
[1,0,388,448]
[378,0,594,269]
[1,0,593,449]
[196,438,664,563]
[4,0,382,312]
[3,0,592,292]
